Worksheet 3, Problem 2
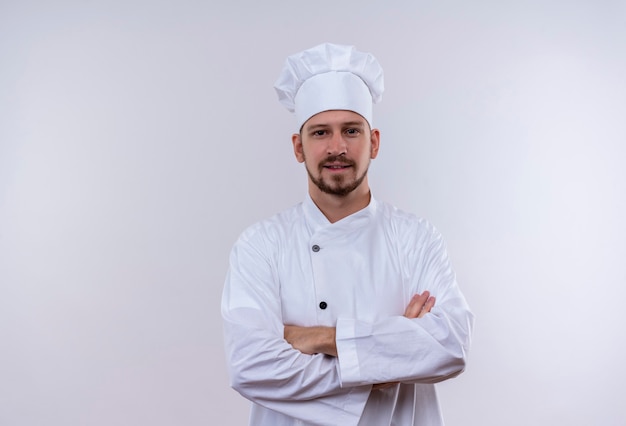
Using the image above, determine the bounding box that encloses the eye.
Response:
[312,130,327,137]
[345,128,360,136]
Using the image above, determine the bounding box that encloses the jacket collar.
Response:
[303,192,378,236]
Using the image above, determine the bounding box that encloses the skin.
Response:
[291,109,380,224]
[284,109,436,390]
[284,291,436,357]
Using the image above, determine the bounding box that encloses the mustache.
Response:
[318,155,355,167]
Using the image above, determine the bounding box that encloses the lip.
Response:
[323,161,352,167]
[323,163,352,172]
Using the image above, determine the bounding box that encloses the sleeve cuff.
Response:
[335,317,362,386]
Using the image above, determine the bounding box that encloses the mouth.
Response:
[322,162,353,171]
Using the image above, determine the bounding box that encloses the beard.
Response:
[305,155,369,196]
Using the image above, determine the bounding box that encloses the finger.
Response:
[404,292,430,318]
[403,294,420,318]
[417,296,436,318]
[411,292,430,317]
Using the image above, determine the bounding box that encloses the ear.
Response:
[370,128,380,159]
[292,133,305,163]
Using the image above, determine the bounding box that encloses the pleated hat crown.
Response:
[274,43,384,130]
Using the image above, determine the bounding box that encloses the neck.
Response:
[308,179,372,223]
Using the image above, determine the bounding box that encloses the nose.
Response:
[327,132,347,156]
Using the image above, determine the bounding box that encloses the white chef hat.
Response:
[274,43,384,130]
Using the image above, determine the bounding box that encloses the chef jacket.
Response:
[222,194,474,426]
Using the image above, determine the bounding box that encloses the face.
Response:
[292,110,380,197]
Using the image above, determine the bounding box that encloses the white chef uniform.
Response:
[222,194,474,425]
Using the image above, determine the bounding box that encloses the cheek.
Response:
[303,145,324,161]
[359,146,372,161]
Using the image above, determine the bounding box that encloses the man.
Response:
[222,43,474,426]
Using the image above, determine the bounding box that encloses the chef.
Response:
[221,42,474,426]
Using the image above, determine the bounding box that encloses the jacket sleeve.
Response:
[335,219,475,387]
[221,229,371,426]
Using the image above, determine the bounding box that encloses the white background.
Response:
[1,0,625,425]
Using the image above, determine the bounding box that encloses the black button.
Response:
[312,245,320,252]
[319,301,327,310]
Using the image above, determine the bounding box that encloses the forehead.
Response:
[303,110,368,129]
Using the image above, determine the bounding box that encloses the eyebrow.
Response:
[305,121,366,132]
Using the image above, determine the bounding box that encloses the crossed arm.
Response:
[284,291,436,360]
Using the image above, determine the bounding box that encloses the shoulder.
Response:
[373,199,447,259]
[235,202,305,249]
[375,199,436,236]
